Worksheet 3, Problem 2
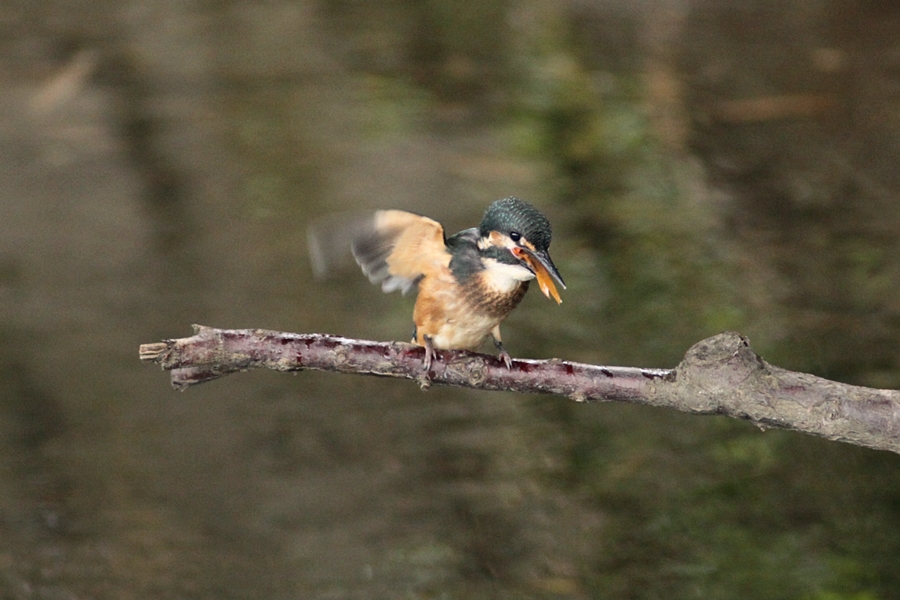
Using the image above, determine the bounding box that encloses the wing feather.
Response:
[351,210,450,295]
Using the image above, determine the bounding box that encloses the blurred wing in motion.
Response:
[351,210,449,295]
[307,213,366,279]
[308,210,449,295]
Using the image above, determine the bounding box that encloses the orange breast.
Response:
[412,269,527,351]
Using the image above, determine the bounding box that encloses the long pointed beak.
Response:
[513,246,566,304]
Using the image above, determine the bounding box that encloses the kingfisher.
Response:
[310,197,565,370]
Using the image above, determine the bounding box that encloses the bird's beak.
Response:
[512,246,566,304]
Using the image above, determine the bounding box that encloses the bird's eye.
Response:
[509,231,521,242]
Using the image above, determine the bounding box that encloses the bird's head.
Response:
[478,197,566,303]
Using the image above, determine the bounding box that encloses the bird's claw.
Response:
[492,337,513,370]
[422,335,438,373]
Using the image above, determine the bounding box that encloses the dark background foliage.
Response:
[1,0,899,598]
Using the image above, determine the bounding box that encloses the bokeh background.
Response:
[2,0,900,598]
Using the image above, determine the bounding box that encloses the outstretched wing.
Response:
[350,210,450,295]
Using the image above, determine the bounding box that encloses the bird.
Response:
[309,197,565,371]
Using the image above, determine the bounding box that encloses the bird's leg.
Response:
[422,334,438,372]
[491,325,512,369]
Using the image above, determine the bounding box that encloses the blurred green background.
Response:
[1,0,899,598]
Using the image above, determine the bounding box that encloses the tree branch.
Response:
[139,326,900,455]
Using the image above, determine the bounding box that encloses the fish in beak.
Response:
[512,246,566,304]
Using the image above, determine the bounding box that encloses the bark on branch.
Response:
[139,326,900,455]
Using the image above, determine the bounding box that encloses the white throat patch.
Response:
[480,257,534,293]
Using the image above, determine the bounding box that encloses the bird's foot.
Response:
[422,335,438,373]
[493,338,513,370]
[415,335,438,391]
